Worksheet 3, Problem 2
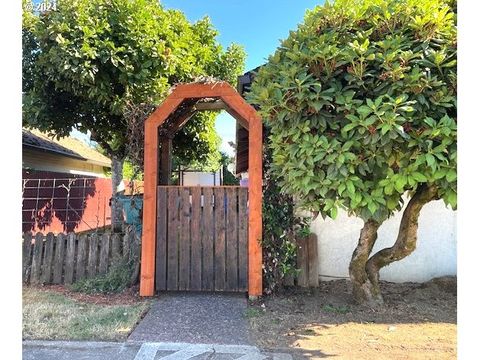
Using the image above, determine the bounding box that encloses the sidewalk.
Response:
[24,294,295,359]
[23,340,294,360]
[128,293,251,344]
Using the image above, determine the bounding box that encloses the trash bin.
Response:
[117,195,143,234]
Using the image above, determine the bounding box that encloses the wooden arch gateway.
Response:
[140,81,262,297]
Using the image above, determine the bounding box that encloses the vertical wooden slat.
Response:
[238,187,248,291]
[111,233,121,261]
[167,187,179,290]
[156,187,168,291]
[123,229,130,258]
[178,187,191,290]
[226,187,238,291]
[98,233,110,275]
[307,233,319,287]
[64,233,76,284]
[214,188,226,291]
[52,233,65,284]
[41,232,55,284]
[202,188,214,291]
[297,236,308,287]
[129,229,140,285]
[22,232,33,283]
[190,187,202,291]
[75,234,87,282]
[87,233,98,279]
[30,233,44,285]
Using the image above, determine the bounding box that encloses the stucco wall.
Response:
[310,199,457,283]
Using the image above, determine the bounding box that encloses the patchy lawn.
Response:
[23,286,151,341]
[248,278,456,360]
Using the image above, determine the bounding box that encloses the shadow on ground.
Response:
[248,277,457,359]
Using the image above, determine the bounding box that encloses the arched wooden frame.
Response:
[140,82,263,297]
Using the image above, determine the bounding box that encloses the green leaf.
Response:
[387,197,398,210]
[446,170,457,182]
[426,154,436,168]
[342,123,357,134]
[357,105,373,118]
[330,206,338,219]
[346,180,355,195]
[412,172,428,182]
[394,176,407,193]
[367,201,378,215]
[385,183,394,195]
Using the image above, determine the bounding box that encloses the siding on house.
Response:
[22,148,109,177]
[310,199,457,283]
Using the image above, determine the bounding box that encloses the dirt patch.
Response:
[248,278,456,359]
[29,284,143,305]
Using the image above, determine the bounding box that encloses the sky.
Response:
[161,0,323,155]
[72,0,325,155]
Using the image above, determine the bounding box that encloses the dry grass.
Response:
[22,287,151,341]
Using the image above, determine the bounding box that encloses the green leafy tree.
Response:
[23,0,245,231]
[249,0,456,304]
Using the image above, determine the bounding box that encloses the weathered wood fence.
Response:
[156,186,248,292]
[284,233,319,288]
[22,227,140,285]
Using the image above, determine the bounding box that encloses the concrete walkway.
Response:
[128,293,251,344]
[23,341,293,360]
[23,294,295,359]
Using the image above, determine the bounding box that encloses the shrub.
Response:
[248,0,456,304]
[71,257,135,294]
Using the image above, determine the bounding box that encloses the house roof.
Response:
[236,67,261,174]
[22,128,111,167]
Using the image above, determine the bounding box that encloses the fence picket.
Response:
[52,233,65,284]
[64,233,76,284]
[307,234,319,287]
[75,234,88,281]
[296,236,308,287]
[41,232,55,284]
[129,229,140,285]
[111,233,121,261]
[23,233,33,283]
[88,233,99,278]
[31,233,44,285]
[98,233,110,275]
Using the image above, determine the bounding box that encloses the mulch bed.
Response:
[28,284,144,305]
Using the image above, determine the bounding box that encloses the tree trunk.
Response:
[349,219,384,305]
[366,184,440,291]
[111,155,125,233]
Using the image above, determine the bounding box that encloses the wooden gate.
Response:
[155,186,248,292]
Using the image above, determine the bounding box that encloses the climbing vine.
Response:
[262,128,310,294]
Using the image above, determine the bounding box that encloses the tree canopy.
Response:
[249,0,456,222]
[248,0,456,304]
[22,0,245,165]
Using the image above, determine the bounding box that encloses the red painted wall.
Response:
[22,170,112,234]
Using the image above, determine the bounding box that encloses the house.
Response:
[22,128,111,177]
[22,128,113,234]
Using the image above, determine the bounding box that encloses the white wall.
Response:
[310,199,457,283]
